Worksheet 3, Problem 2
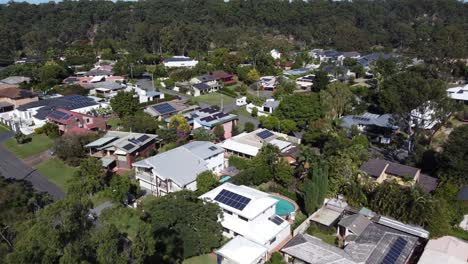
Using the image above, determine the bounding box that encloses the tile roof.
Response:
[416,174,439,193]
[338,214,372,236]
[360,159,420,179]
[0,86,36,100]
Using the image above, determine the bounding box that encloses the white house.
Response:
[259,76,277,90]
[125,84,165,103]
[133,141,224,196]
[162,56,198,68]
[447,84,468,103]
[199,183,291,259]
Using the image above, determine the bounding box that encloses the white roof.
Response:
[219,136,260,157]
[90,75,105,83]
[219,129,290,157]
[418,236,468,264]
[447,85,468,101]
[216,236,267,264]
[269,139,292,150]
[309,207,341,226]
[199,183,279,220]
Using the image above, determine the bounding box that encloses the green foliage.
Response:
[274,93,322,127]
[213,124,225,140]
[53,84,87,96]
[303,162,329,215]
[217,88,237,98]
[38,122,60,139]
[141,191,223,260]
[267,252,286,264]
[243,122,255,132]
[121,113,160,134]
[437,125,468,183]
[312,70,329,92]
[106,175,139,204]
[259,116,298,134]
[196,171,218,194]
[54,133,99,166]
[192,128,214,141]
[251,107,258,117]
[320,82,353,119]
[110,91,140,118]
[68,157,106,197]
[14,132,30,144]
[228,156,251,170]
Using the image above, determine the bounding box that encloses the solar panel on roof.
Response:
[153,103,176,115]
[214,189,251,211]
[137,135,150,142]
[209,146,217,151]
[122,143,135,151]
[381,237,408,264]
[270,215,284,225]
[256,130,274,139]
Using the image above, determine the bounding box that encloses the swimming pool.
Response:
[271,196,296,216]
[219,176,232,183]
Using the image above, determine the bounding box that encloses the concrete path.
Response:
[23,148,52,167]
[0,146,64,200]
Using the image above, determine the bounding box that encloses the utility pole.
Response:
[151,72,155,91]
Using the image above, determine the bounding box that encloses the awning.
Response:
[100,157,115,167]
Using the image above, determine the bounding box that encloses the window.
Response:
[239,215,248,222]
[223,228,230,234]
[223,209,232,215]
[269,236,276,245]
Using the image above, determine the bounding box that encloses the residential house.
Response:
[457,186,468,203]
[47,108,107,135]
[337,213,424,264]
[89,81,125,98]
[340,112,399,144]
[359,159,438,192]
[0,76,31,85]
[85,131,160,171]
[133,141,224,196]
[171,107,238,139]
[283,68,310,77]
[418,236,468,264]
[1,95,105,134]
[357,53,395,70]
[337,51,361,66]
[192,70,236,86]
[192,82,220,96]
[199,183,291,254]
[259,76,277,90]
[447,84,468,104]
[216,236,268,264]
[309,49,341,63]
[220,128,299,158]
[295,75,315,90]
[281,234,355,264]
[262,99,280,114]
[162,56,198,68]
[144,100,199,120]
[124,84,165,103]
[0,85,38,112]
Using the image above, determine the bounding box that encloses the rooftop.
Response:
[340,112,398,130]
[418,236,468,264]
[281,234,355,264]
[133,141,223,187]
[216,236,267,264]
[0,86,36,100]
[457,186,468,201]
[0,76,31,85]
[146,100,195,117]
[163,56,196,62]
[360,159,420,179]
[338,214,372,237]
[176,107,237,128]
[85,131,159,154]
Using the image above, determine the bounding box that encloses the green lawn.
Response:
[100,206,140,239]
[0,123,10,134]
[306,223,337,246]
[183,254,216,264]
[35,158,78,191]
[195,92,235,107]
[107,117,121,129]
[2,134,54,158]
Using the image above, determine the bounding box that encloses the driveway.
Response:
[0,146,64,200]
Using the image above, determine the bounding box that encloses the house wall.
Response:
[204,152,224,174]
[222,120,234,139]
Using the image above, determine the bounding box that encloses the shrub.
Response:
[228,156,251,170]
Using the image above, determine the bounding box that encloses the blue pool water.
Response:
[271,196,295,216]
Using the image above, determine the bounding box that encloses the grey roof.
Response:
[360,159,420,179]
[86,69,113,76]
[16,95,98,120]
[86,131,159,154]
[344,222,418,264]
[416,174,438,193]
[133,141,223,187]
[164,57,193,62]
[90,81,123,90]
[146,91,163,97]
[457,186,468,201]
[0,76,31,85]
[192,82,212,91]
[338,214,372,236]
[341,52,361,58]
[263,100,280,109]
[340,112,398,130]
[183,141,224,159]
[281,234,356,264]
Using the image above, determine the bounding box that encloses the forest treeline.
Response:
[0,0,466,60]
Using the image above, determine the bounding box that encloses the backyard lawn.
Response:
[36,158,78,191]
[2,134,54,158]
[107,117,121,129]
[0,123,10,134]
[195,92,235,107]
[100,206,140,240]
[183,254,216,264]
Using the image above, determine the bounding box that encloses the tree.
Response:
[121,113,159,134]
[437,125,468,183]
[37,122,60,139]
[244,122,255,132]
[246,68,260,84]
[312,70,329,92]
[213,124,225,141]
[169,114,190,142]
[251,107,258,117]
[132,223,156,263]
[192,128,214,141]
[303,162,328,215]
[91,224,128,264]
[196,171,218,194]
[107,175,139,204]
[14,132,29,144]
[274,94,322,127]
[68,157,106,197]
[55,134,99,166]
[320,82,353,119]
[110,91,139,118]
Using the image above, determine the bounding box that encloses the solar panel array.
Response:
[257,130,274,139]
[138,135,150,142]
[153,103,176,115]
[214,189,251,211]
[209,146,217,151]
[270,215,284,225]
[352,116,371,122]
[123,143,135,151]
[381,237,408,264]
[48,111,71,120]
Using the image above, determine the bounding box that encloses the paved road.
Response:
[0,131,15,142]
[0,146,64,200]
